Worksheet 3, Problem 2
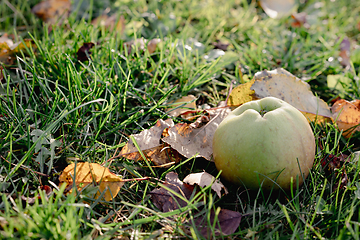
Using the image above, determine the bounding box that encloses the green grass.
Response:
[1,0,360,239]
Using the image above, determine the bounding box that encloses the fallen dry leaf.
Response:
[331,99,360,137]
[21,185,52,204]
[0,34,13,47]
[227,79,257,109]
[339,38,351,68]
[77,42,95,62]
[320,154,349,191]
[147,38,162,54]
[91,14,125,35]
[32,0,71,24]
[120,119,179,166]
[124,38,162,55]
[149,172,194,212]
[228,68,331,123]
[183,171,228,198]
[150,172,242,236]
[259,0,297,19]
[162,107,231,160]
[166,95,197,118]
[193,208,242,237]
[0,34,34,66]
[212,40,230,51]
[291,12,309,28]
[59,162,124,201]
[0,66,4,83]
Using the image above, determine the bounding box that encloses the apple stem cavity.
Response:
[259,109,268,117]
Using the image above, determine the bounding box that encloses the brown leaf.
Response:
[0,66,4,83]
[77,42,95,62]
[31,0,71,24]
[228,68,331,123]
[194,208,242,237]
[339,38,351,67]
[320,154,349,191]
[21,185,53,204]
[183,171,228,197]
[212,40,230,51]
[91,14,125,35]
[124,38,162,55]
[120,119,178,166]
[150,172,243,236]
[331,99,360,137]
[124,38,146,54]
[291,12,309,28]
[166,95,197,118]
[149,172,194,212]
[162,107,231,160]
[147,38,162,54]
[59,162,124,201]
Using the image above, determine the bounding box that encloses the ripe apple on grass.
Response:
[212,97,315,190]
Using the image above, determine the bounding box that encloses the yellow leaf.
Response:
[301,111,332,124]
[59,162,124,201]
[227,79,257,108]
[0,35,35,66]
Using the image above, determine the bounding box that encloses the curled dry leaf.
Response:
[166,95,197,118]
[228,68,331,123]
[59,162,124,201]
[31,0,71,24]
[91,14,125,35]
[331,99,360,138]
[120,119,179,166]
[162,107,231,161]
[149,172,193,212]
[194,208,242,237]
[77,42,95,62]
[0,34,35,66]
[259,0,297,19]
[183,171,228,198]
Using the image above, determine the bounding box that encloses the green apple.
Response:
[213,97,315,190]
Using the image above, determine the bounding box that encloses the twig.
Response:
[0,154,49,178]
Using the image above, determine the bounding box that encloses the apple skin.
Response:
[213,97,315,190]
